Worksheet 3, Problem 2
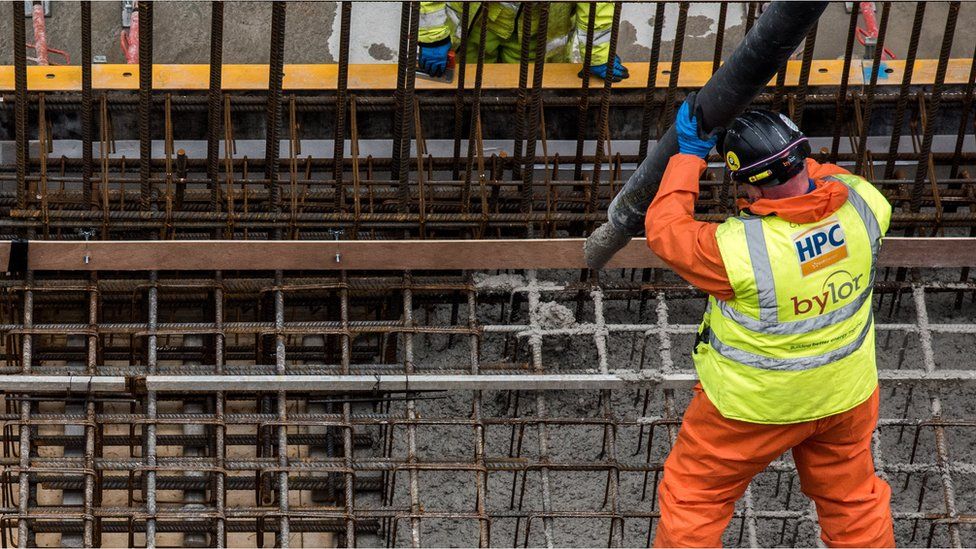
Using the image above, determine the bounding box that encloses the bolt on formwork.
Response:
[0,1,974,548]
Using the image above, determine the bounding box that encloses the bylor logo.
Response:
[791,270,864,315]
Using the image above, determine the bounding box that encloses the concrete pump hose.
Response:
[584,1,830,270]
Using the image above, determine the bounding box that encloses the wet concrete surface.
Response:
[350,267,976,547]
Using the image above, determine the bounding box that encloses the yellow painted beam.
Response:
[0,59,971,92]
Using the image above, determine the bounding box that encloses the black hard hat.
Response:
[719,110,811,187]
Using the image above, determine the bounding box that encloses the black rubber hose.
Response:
[585,0,828,269]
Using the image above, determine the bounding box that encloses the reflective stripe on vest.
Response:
[742,217,778,322]
[420,7,449,29]
[576,26,611,47]
[709,311,874,371]
[713,181,882,335]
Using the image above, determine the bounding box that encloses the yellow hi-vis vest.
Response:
[694,174,892,424]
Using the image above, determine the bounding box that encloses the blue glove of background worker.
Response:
[418,38,452,77]
[583,55,630,82]
[675,93,718,159]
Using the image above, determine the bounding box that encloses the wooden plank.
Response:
[2,59,972,92]
[0,238,971,272]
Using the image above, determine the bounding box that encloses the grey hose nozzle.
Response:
[584,222,633,270]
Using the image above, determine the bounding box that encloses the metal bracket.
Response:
[78,228,95,265]
[329,229,345,263]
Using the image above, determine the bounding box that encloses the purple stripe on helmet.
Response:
[733,137,809,173]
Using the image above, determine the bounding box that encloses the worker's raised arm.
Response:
[644,97,734,301]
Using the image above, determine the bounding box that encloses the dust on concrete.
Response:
[614,20,651,61]
[472,272,526,292]
[685,15,716,38]
[536,301,576,329]
[367,42,395,61]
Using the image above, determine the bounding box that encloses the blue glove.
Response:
[675,93,718,159]
[581,55,629,82]
[418,38,452,78]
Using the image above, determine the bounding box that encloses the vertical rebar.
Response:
[910,1,959,212]
[659,2,688,134]
[854,1,890,175]
[138,0,154,210]
[573,2,596,181]
[392,1,411,182]
[13,1,28,210]
[949,37,976,180]
[516,3,537,182]
[637,2,666,161]
[883,2,925,180]
[520,3,549,223]
[450,3,471,182]
[589,2,622,214]
[397,3,420,214]
[711,3,727,75]
[770,57,788,113]
[829,2,860,162]
[744,2,757,34]
[265,1,286,214]
[462,6,488,202]
[792,22,818,126]
[207,1,224,212]
[81,1,94,209]
[333,2,352,209]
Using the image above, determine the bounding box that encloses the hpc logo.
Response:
[793,217,848,276]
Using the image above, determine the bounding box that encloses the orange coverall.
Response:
[644,154,895,548]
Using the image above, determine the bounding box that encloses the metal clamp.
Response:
[329,228,345,263]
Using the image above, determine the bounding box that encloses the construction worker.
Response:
[417,2,628,81]
[645,95,895,547]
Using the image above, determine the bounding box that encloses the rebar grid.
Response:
[0,266,972,547]
[1,1,975,240]
[1,1,975,547]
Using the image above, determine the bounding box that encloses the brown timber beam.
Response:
[0,238,971,272]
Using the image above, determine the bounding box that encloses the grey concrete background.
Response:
[0,2,974,67]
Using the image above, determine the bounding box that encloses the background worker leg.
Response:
[464,26,503,63]
[498,31,536,64]
[655,387,813,547]
[791,388,895,548]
